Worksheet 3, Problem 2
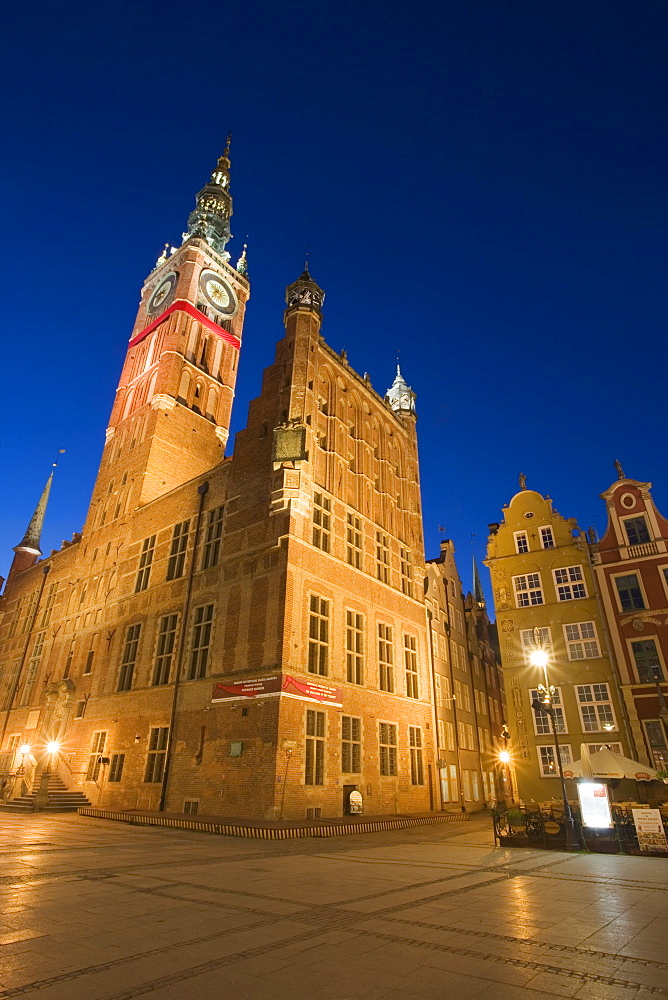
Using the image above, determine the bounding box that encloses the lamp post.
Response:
[529,632,579,850]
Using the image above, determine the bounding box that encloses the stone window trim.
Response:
[513,530,529,554]
[611,571,647,614]
[621,514,652,547]
[552,565,587,602]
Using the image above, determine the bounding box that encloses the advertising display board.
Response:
[212,673,343,707]
[577,782,612,828]
[632,808,668,853]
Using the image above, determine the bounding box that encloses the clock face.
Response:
[199,270,238,317]
[148,272,177,314]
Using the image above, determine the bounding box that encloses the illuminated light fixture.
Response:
[18,743,32,755]
[498,750,511,764]
[602,723,614,731]
[46,741,61,754]
[529,648,548,669]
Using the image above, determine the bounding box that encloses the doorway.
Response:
[343,784,357,815]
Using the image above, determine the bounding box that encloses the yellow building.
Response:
[485,484,630,804]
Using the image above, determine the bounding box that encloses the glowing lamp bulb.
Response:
[46,741,61,754]
[498,750,511,764]
[530,649,548,668]
[18,743,32,755]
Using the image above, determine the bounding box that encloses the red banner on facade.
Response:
[128,300,241,351]
[211,673,342,707]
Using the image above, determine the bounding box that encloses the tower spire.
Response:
[183,139,234,256]
[473,557,486,608]
[385,365,416,416]
[5,453,63,591]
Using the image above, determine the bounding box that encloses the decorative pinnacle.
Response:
[236,242,248,276]
[386,365,416,415]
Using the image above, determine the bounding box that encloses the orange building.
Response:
[0,149,444,819]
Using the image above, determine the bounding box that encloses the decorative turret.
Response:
[385,365,416,416]
[236,243,248,276]
[284,263,325,316]
[183,135,234,257]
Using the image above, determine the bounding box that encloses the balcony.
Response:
[627,541,658,558]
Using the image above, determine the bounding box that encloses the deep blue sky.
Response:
[2,0,667,600]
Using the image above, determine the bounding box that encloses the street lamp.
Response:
[529,633,579,850]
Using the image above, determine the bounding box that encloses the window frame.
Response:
[201,506,224,570]
[537,743,572,777]
[117,623,141,692]
[312,492,331,552]
[552,565,587,602]
[538,525,555,550]
[563,621,600,661]
[514,530,529,554]
[144,726,169,783]
[621,514,652,546]
[575,683,617,733]
[404,633,419,699]
[628,635,665,684]
[378,622,394,693]
[345,609,364,685]
[305,709,326,785]
[513,572,544,608]
[529,686,567,735]
[307,595,330,677]
[166,520,190,580]
[408,726,424,785]
[341,715,361,774]
[135,535,156,593]
[379,721,398,777]
[612,571,647,613]
[188,604,214,680]
[153,613,179,686]
[346,512,362,569]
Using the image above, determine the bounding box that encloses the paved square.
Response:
[0,813,666,999]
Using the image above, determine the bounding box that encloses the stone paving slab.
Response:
[0,812,666,999]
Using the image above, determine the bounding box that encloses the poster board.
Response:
[577,782,612,828]
[632,808,668,853]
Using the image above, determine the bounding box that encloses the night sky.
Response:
[2,1,667,600]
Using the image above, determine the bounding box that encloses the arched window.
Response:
[178,370,191,404]
[122,387,135,420]
[206,386,219,421]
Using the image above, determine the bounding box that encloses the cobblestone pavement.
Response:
[0,812,667,999]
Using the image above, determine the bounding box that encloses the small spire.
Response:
[614,458,625,480]
[473,558,486,608]
[183,141,234,255]
[236,241,248,276]
[14,452,63,556]
[386,365,416,416]
[285,263,325,313]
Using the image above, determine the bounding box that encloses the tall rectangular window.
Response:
[514,531,529,554]
[108,753,125,782]
[643,720,668,768]
[409,726,424,785]
[623,516,651,546]
[513,573,543,607]
[564,622,600,660]
[379,722,397,776]
[437,719,446,748]
[530,687,566,735]
[400,546,413,597]
[539,526,555,549]
[446,721,455,751]
[630,638,663,683]
[135,535,156,592]
[346,513,362,568]
[576,683,615,732]
[308,596,329,676]
[378,623,394,692]
[8,597,24,639]
[404,634,419,698]
[201,506,224,569]
[153,614,178,685]
[166,520,190,580]
[375,531,390,584]
[614,574,645,612]
[85,731,107,782]
[553,566,587,601]
[40,582,59,627]
[188,605,213,680]
[22,631,46,706]
[144,727,169,782]
[312,492,331,552]
[118,624,141,691]
[341,716,361,773]
[345,610,364,684]
[305,710,325,785]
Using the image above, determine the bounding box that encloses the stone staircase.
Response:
[0,771,93,813]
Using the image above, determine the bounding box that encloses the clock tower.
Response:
[84,142,250,532]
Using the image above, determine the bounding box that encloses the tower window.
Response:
[166,520,190,580]
[346,513,362,568]
[379,722,397,776]
[375,532,390,584]
[341,716,361,773]
[378,623,394,692]
[118,624,141,692]
[202,506,224,569]
[135,535,156,592]
[305,710,325,785]
[345,610,364,685]
[312,493,331,552]
[188,604,214,680]
[400,546,413,597]
[153,614,178,686]
[308,596,329,676]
